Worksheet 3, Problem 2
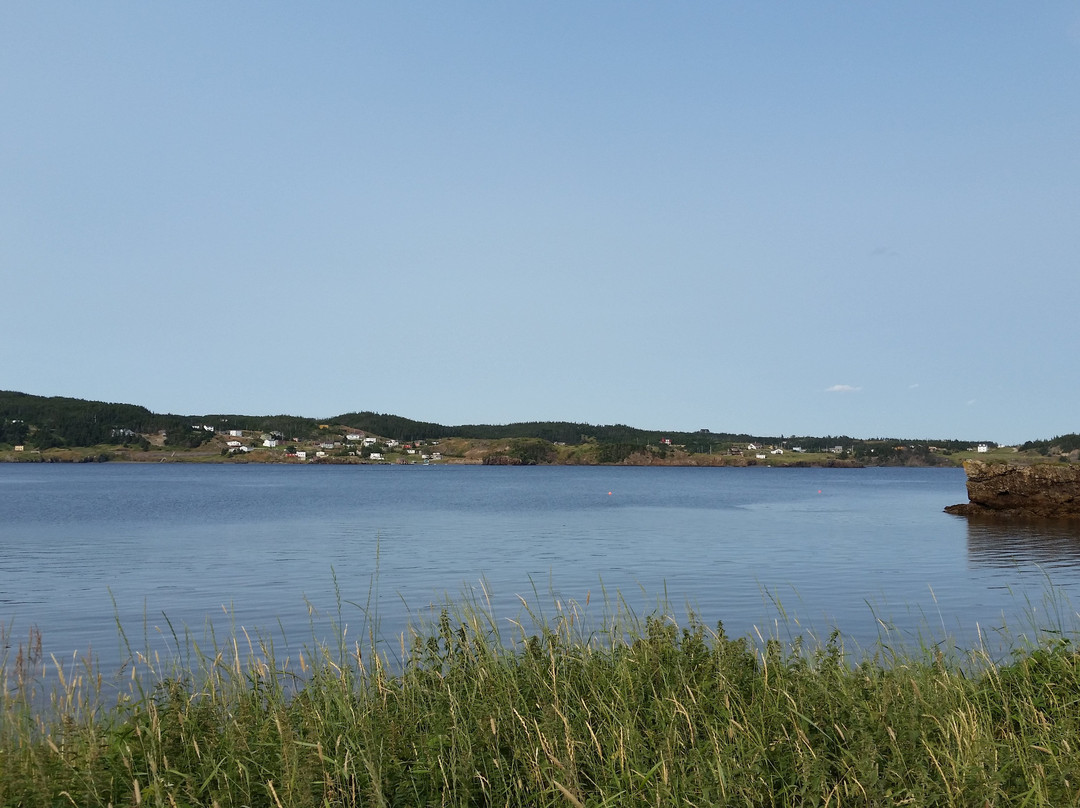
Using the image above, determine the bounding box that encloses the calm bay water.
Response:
[3,463,1080,669]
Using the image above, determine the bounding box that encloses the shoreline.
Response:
[0,452,878,468]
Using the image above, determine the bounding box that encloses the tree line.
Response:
[0,390,1011,456]
[1021,433,1080,455]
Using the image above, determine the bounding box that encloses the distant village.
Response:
[190,423,445,463]
[5,418,1001,466]
[171,424,996,466]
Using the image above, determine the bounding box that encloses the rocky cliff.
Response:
[945,460,1080,518]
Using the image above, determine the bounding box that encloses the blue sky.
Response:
[3,4,1078,443]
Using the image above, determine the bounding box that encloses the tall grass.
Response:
[3,591,1080,807]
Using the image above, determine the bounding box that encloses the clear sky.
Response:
[3,4,1078,444]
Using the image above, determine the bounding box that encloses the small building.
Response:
[346,433,363,442]
[228,430,243,437]
[977,444,989,453]
[263,439,278,448]
[369,452,384,461]
[226,440,243,448]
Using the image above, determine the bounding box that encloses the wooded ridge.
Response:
[1,389,1071,467]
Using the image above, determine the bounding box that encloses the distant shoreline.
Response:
[1,451,878,469]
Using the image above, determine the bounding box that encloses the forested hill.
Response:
[0,391,160,448]
[0,391,763,451]
[1020,434,1080,455]
[0,391,321,450]
[327,410,760,448]
[0,390,1011,458]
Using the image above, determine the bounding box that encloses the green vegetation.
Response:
[589,441,649,465]
[3,596,1080,806]
[226,408,793,452]
[0,391,159,449]
[1022,433,1080,457]
[483,437,560,465]
[2,389,1072,467]
[0,391,328,454]
[165,427,217,449]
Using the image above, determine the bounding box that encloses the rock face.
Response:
[945,460,1080,518]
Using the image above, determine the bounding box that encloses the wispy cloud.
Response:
[825,384,861,393]
[870,246,900,258]
[908,383,920,389]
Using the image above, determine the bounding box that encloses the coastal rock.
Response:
[945,460,1080,518]
[481,454,521,466]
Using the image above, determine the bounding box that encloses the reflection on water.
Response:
[966,517,1080,570]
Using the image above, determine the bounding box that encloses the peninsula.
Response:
[1,390,1073,468]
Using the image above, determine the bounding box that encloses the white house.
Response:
[363,437,377,446]
[226,440,243,448]
[263,439,278,448]
[228,430,243,437]
[346,433,363,442]
[369,452,384,461]
[386,439,400,448]
[295,451,307,460]
[977,444,989,453]
[771,448,784,455]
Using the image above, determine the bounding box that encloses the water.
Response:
[2,463,1080,670]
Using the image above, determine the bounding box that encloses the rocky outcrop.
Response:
[945,460,1080,518]
[481,454,521,465]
